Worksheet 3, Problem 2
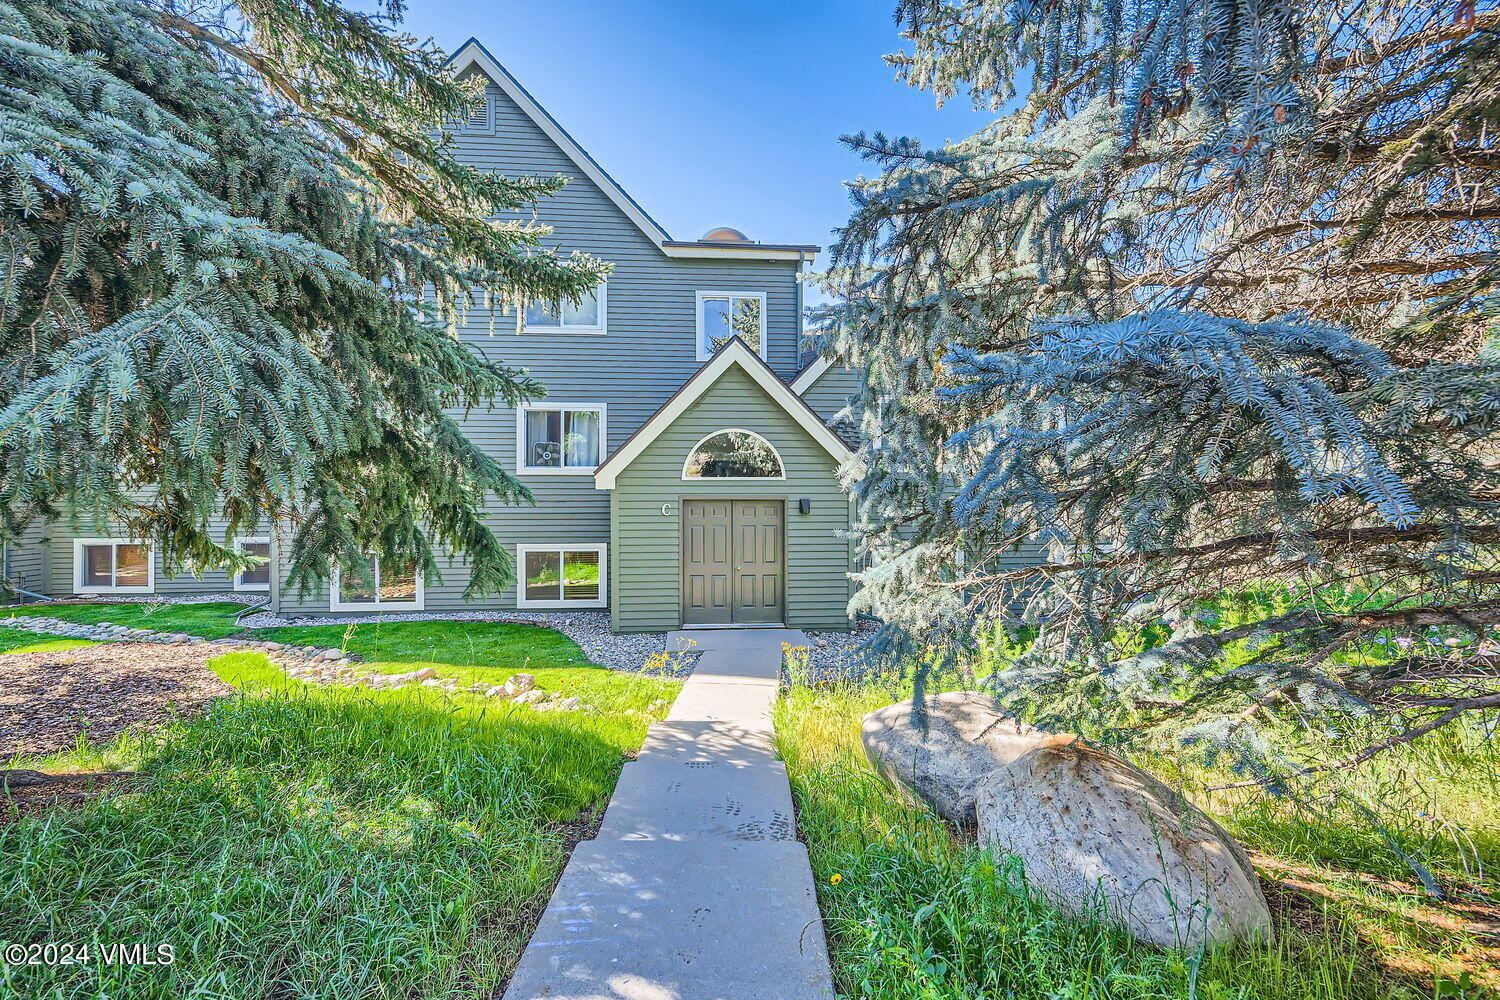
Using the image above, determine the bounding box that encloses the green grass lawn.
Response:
[3,600,249,638]
[0,608,680,998]
[247,620,667,712]
[0,625,97,654]
[775,679,1499,1000]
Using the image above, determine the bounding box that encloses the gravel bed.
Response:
[238,608,696,676]
[37,593,267,606]
[1,643,235,762]
[783,620,883,685]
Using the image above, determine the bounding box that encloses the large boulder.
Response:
[978,737,1272,949]
[861,692,1047,827]
[863,693,1272,950]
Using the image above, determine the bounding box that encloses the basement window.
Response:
[517,544,606,609]
[234,537,271,592]
[331,555,424,611]
[74,539,154,593]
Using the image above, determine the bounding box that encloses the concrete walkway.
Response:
[502,629,835,1000]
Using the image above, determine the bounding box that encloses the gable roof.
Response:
[789,355,834,395]
[594,338,854,490]
[447,39,819,263]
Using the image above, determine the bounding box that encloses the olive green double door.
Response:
[681,499,785,626]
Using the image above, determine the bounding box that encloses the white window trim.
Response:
[330,557,425,612]
[696,290,768,361]
[516,402,608,476]
[73,537,155,594]
[513,283,608,335]
[681,428,787,481]
[516,543,608,609]
[233,536,272,592]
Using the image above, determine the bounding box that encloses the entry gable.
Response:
[594,339,853,490]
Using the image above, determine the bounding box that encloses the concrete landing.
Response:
[502,628,835,1000]
[501,840,831,1000]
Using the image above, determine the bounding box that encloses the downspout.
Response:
[795,257,807,377]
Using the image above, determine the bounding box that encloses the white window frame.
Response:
[73,538,155,594]
[681,428,787,481]
[696,290,768,361]
[233,536,272,592]
[516,402,608,476]
[513,283,608,335]
[330,556,425,612]
[516,543,608,609]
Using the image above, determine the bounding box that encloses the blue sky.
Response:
[399,1,996,268]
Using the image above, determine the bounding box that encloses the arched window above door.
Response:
[682,429,785,480]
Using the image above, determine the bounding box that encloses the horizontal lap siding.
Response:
[800,367,862,427]
[39,513,261,599]
[274,76,809,618]
[612,367,852,633]
[4,521,48,600]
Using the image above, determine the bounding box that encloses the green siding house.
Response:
[3,39,865,634]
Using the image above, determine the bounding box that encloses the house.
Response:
[2,39,864,634]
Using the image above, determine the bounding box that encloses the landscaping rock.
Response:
[861,692,1046,827]
[862,692,1272,950]
[484,685,509,698]
[974,737,1273,950]
[505,673,536,695]
[512,689,546,705]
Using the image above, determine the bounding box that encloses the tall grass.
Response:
[1,651,674,998]
[776,681,1492,1000]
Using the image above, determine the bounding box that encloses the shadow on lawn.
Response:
[1,672,634,999]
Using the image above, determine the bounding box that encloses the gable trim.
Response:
[448,39,818,263]
[789,356,834,395]
[594,338,854,491]
[447,39,670,245]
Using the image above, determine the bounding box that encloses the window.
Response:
[74,539,153,593]
[331,555,424,611]
[696,291,766,360]
[515,284,607,334]
[682,429,785,479]
[517,544,606,608]
[517,404,606,474]
[234,536,271,591]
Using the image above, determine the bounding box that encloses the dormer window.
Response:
[516,284,607,334]
[696,291,765,360]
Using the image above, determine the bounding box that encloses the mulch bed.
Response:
[0,770,140,825]
[0,643,235,763]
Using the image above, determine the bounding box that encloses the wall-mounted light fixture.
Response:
[798,498,812,515]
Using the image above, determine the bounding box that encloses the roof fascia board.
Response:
[789,356,834,395]
[662,244,819,262]
[594,340,853,490]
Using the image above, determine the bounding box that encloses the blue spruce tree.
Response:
[822,0,1500,779]
[0,0,607,593]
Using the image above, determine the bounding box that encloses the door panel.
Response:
[681,499,786,625]
[730,500,784,624]
[682,500,733,625]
